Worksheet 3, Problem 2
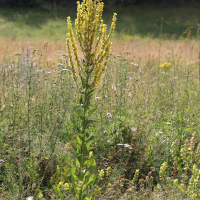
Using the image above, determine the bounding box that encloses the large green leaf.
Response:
[83,120,96,130]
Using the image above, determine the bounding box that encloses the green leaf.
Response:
[178,133,182,139]
[86,136,95,148]
[83,171,90,182]
[83,120,96,130]
[179,114,183,122]
[185,128,192,132]
[75,153,81,158]
[88,106,97,117]
[77,136,83,145]
[53,185,65,200]
[87,174,94,185]
[85,197,92,200]
[71,166,77,177]
[93,187,102,195]
[66,154,70,164]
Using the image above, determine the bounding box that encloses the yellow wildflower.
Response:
[160,62,171,68]
[99,169,104,179]
[64,183,70,191]
[157,184,161,190]
[179,183,185,192]
[173,179,179,187]
[66,0,117,88]
[38,192,43,199]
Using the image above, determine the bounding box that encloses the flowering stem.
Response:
[65,1,117,199]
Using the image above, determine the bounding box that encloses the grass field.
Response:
[0,3,200,40]
[1,2,200,200]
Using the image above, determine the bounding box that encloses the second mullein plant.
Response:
[53,0,117,199]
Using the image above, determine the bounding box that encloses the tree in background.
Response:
[0,0,198,8]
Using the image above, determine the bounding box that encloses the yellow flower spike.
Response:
[76,7,84,51]
[67,17,82,76]
[106,13,117,43]
[93,43,111,87]
[96,42,111,66]
[66,0,116,88]
[94,20,104,56]
[66,37,77,81]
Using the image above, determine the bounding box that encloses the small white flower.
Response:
[37,69,44,72]
[62,69,69,71]
[124,144,133,149]
[165,122,172,125]
[131,62,139,67]
[47,71,51,74]
[95,97,100,100]
[139,69,144,74]
[131,127,137,132]
[117,143,124,146]
[57,63,63,66]
[26,197,34,200]
[107,113,112,119]
[117,143,133,149]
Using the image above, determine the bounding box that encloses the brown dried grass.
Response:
[0,36,199,67]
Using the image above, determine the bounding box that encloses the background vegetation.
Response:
[0,0,199,7]
[0,3,200,41]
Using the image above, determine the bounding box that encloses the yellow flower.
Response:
[99,169,104,179]
[38,192,43,199]
[64,183,70,191]
[58,181,64,187]
[66,0,117,88]
[179,183,185,192]
[157,184,161,190]
[160,62,171,68]
[173,179,179,186]
[106,166,112,174]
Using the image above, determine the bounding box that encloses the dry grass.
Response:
[0,36,199,68]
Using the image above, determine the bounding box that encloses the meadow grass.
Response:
[1,3,200,199]
[1,34,200,199]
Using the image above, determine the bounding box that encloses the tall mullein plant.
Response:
[55,1,116,199]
